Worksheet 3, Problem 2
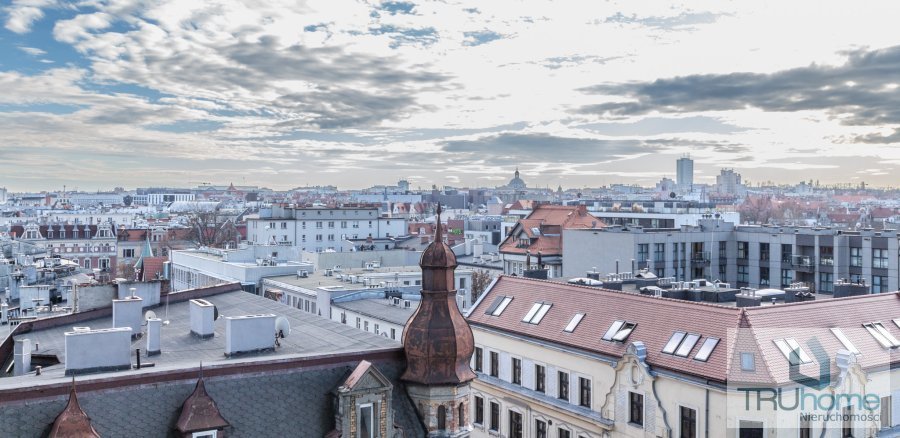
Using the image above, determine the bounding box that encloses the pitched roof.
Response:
[49,386,100,438]
[499,205,600,256]
[468,276,900,385]
[176,377,230,433]
[468,276,742,382]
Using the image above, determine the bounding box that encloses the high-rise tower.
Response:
[676,154,694,192]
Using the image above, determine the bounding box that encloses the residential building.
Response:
[245,204,406,252]
[500,205,600,278]
[9,221,118,275]
[563,219,900,292]
[169,245,313,293]
[466,275,900,438]
[717,168,746,197]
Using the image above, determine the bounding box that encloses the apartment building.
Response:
[245,204,406,252]
[500,205,600,278]
[9,221,118,274]
[563,219,900,293]
[466,275,900,438]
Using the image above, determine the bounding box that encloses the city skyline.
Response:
[3,1,900,191]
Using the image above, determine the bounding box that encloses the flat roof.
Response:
[333,298,420,326]
[1,285,399,388]
[263,265,471,290]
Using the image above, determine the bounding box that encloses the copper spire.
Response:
[49,378,101,438]
[402,203,476,385]
[176,367,230,435]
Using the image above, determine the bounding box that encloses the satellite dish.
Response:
[669,192,676,199]
[275,316,291,339]
[144,310,157,321]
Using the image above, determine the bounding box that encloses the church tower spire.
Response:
[402,204,475,436]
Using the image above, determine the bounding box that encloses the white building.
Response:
[169,245,313,293]
[676,155,694,192]
[246,205,407,252]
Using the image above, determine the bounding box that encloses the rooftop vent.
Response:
[64,327,132,375]
[190,299,217,338]
[112,296,143,338]
[224,314,276,357]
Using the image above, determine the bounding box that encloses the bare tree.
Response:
[186,211,240,248]
[471,269,494,301]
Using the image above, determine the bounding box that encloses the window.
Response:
[843,406,852,437]
[863,322,900,348]
[558,428,571,438]
[356,317,361,329]
[474,347,483,372]
[508,410,523,438]
[328,234,335,241]
[654,243,665,262]
[694,337,720,362]
[718,241,727,258]
[536,419,547,438]
[759,243,769,261]
[850,247,862,267]
[490,351,499,377]
[739,420,763,438]
[873,275,887,293]
[830,328,860,354]
[740,352,755,371]
[316,221,323,229]
[558,371,569,401]
[390,328,396,340]
[781,269,793,288]
[489,402,500,431]
[602,320,637,342]
[364,321,369,332]
[629,392,644,426]
[358,403,374,438]
[675,334,700,357]
[737,265,749,283]
[663,332,687,354]
[679,406,696,438]
[564,313,585,332]
[737,241,748,259]
[881,396,892,429]
[638,244,649,262]
[374,324,379,335]
[820,272,834,293]
[460,278,466,289]
[485,296,513,316]
[458,403,465,428]
[874,248,889,269]
[774,338,813,365]
[522,302,552,324]
[281,222,287,229]
[437,405,446,431]
[316,234,323,242]
[341,221,347,228]
[122,248,135,258]
[511,358,522,385]
[474,396,484,425]
[759,267,770,286]
[535,364,545,393]
[579,377,591,408]
[328,221,335,228]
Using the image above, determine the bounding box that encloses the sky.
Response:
[3,0,900,192]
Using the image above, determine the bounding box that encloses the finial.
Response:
[199,361,203,380]
[434,204,443,243]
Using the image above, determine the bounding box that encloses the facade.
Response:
[563,219,900,293]
[466,275,900,438]
[170,245,313,293]
[717,169,746,196]
[676,155,694,192]
[500,205,600,278]
[246,204,407,252]
[9,222,118,274]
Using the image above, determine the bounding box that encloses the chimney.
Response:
[189,299,216,338]
[64,327,132,375]
[224,314,276,357]
[146,318,162,356]
[13,338,31,377]
[0,302,7,324]
[112,296,143,338]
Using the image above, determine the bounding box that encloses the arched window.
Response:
[458,402,465,427]
[437,405,447,430]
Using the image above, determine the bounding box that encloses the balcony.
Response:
[792,255,816,272]
[819,256,834,266]
[691,252,711,266]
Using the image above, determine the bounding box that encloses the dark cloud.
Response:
[443,133,651,164]
[578,45,900,143]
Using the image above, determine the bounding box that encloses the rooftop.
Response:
[333,298,420,326]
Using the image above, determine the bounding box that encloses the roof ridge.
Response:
[499,275,742,313]
[743,291,900,313]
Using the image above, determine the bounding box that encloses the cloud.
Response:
[442,132,653,164]
[579,45,900,143]
[377,1,416,15]
[463,30,504,46]
[602,11,723,30]
[3,0,56,34]
[18,46,46,56]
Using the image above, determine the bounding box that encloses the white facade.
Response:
[247,206,407,252]
[170,245,313,293]
[146,193,195,205]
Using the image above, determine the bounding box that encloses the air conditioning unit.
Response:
[393,297,401,306]
[298,270,308,278]
[403,300,411,308]
[325,269,333,276]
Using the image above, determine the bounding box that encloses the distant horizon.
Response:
[3,1,900,190]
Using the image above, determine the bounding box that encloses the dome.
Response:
[507,167,526,189]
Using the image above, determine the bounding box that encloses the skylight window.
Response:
[774,338,812,365]
[674,334,701,357]
[522,302,552,324]
[830,328,860,354]
[863,322,900,348]
[602,320,637,342]
[564,313,585,333]
[484,296,514,316]
[694,337,720,362]
[662,332,687,354]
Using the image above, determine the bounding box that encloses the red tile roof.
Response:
[499,205,601,256]
[469,276,900,385]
